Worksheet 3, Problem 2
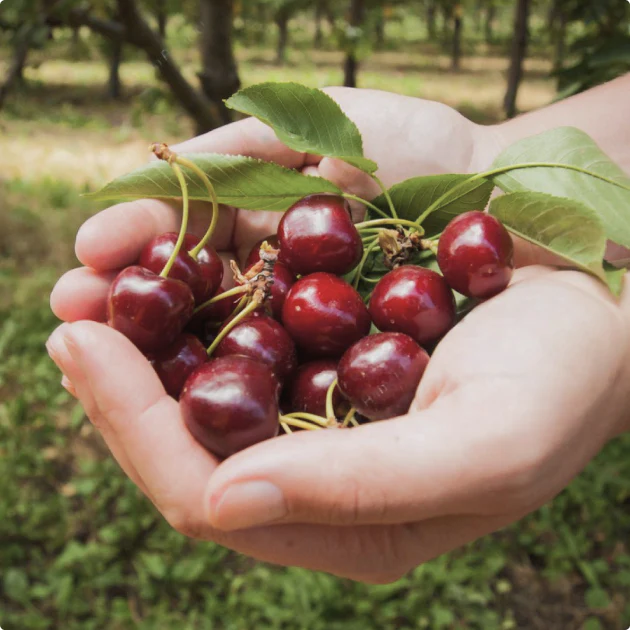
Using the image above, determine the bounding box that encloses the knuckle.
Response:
[162,506,207,540]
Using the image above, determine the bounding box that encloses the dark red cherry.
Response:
[108,266,194,352]
[240,261,295,320]
[244,234,284,268]
[180,356,280,459]
[369,266,456,347]
[338,333,430,420]
[437,211,514,299]
[139,233,223,303]
[278,195,363,275]
[286,359,346,417]
[282,272,371,358]
[214,314,297,382]
[147,334,207,399]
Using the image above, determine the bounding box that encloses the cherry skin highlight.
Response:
[214,313,298,382]
[107,266,195,353]
[139,233,223,303]
[437,211,514,299]
[278,194,363,276]
[338,332,430,420]
[180,356,281,459]
[369,266,456,347]
[147,334,207,399]
[282,272,371,358]
[286,359,345,417]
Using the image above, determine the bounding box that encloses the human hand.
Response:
[48,89,630,583]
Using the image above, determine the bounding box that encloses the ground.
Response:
[0,21,629,630]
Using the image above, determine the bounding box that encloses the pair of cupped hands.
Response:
[48,88,630,583]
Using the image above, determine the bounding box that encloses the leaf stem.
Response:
[373,175,398,219]
[342,193,390,219]
[206,300,258,357]
[173,156,221,258]
[160,162,190,278]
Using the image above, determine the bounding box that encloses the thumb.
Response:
[205,379,539,531]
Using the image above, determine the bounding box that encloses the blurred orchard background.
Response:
[1,0,630,628]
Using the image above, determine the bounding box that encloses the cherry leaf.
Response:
[225,82,378,173]
[87,153,341,212]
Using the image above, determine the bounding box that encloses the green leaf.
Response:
[87,153,341,212]
[140,553,168,579]
[585,587,611,609]
[372,174,494,235]
[3,568,29,602]
[489,192,620,294]
[490,127,630,249]
[582,618,604,630]
[225,82,377,173]
[604,263,626,297]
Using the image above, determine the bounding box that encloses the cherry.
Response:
[139,233,223,303]
[369,266,456,347]
[180,355,280,459]
[244,234,284,268]
[108,266,194,352]
[214,313,297,382]
[278,194,363,276]
[147,334,207,399]
[286,359,345,417]
[338,332,430,420]
[241,261,295,320]
[437,211,514,299]
[282,272,371,358]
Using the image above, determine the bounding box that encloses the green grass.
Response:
[1,177,629,629]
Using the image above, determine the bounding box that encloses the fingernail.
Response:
[61,375,77,398]
[209,481,287,531]
[46,326,70,373]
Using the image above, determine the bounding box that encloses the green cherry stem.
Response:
[159,162,190,278]
[281,421,293,434]
[172,156,221,258]
[373,174,398,219]
[193,285,249,316]
[356,218,425,233]
[325,379,339,427]
[352,238,382,289]
[280,415,324,431]
[342,193,390,220]
[282,412,329,428]
[342,407,359,428]
[206,299,258,357]
[421,239,439,255]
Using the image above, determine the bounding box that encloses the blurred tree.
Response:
[426,0,437,40]
[484,0,496,43]
[343,0,366,87]
[503,0,531,118]
[452,2,463,70]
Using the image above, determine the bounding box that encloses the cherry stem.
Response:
[193,285,249,315]
[279,416,323,431]
[372,175,398,219]
[206,299,258,357]
[356,218,424,233]
[342,193,389,220]
[325,379,339,427]
[280,421,293,434]
[421,239,439,255]
[173,156,220,258]
[351,238,382,289]
[282,412,329,428]
[342,407,358,428]
[159,162,190,278]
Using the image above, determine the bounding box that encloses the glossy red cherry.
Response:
[147,334,207,399]
[108,266,194,352]
[286,359,346,417]
[244,234,284,268]
[338,333,430,420]
[282,272,371,358]
[437,211,514,299]
[369,266,456,347]
[214,314,297,382]
[278,195,363,275]
[180,356,280,459]
[139,233,223,303]
[240,261,295,320]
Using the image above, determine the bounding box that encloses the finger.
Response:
[76,199,236,271]
[51,267,118,322]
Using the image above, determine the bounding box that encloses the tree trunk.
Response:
[112,0,222,133]
[198,0,241,127]
[503,0,531,119]
[451,5,463,71]
[0,24,36,109]
[343,0,366,88]
[108,37,123,99]
[375,8,385,49]
[553,12,567,72]
[276,9,290,65]
[426,0,437,40]
[156,0,168,40]
[484,1,495,43]
[314,0,324,48]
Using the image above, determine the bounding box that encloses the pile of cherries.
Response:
[107,185,514,460]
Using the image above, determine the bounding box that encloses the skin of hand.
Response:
[48,87,630,584]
